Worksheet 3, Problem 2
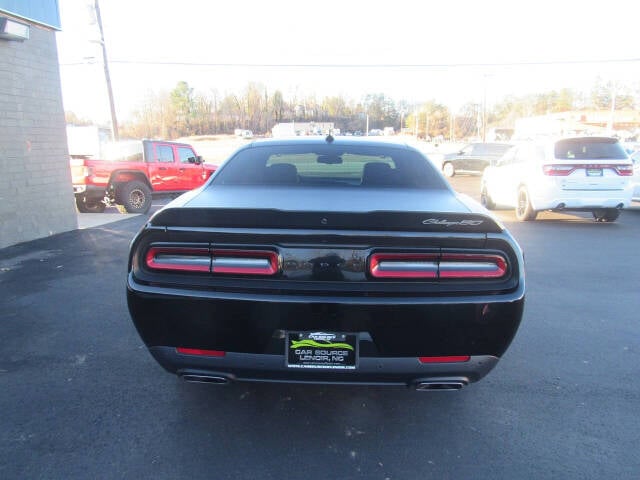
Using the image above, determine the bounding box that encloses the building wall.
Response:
[0,23,77,249]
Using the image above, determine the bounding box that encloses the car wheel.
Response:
[592,208,620,222]
[119,181,152,214]
[515,186,537,221]
[442,162,455,178]
[75,195,106,213]
[480,185,496,210]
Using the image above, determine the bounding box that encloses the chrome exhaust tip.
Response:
[180,374,230,385]
[414,378,468,391]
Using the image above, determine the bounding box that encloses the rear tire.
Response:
[75,195,106,213]
[442,162,455,178]
[515,186,537,221]
[592,208,620,222]
[118,181,152,214]
[480,185,496,210]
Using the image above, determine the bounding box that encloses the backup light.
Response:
[212,249,279,275]
[369,253,438,279]
[145,246,210,272]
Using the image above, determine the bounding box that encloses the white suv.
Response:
[480,137,634,222]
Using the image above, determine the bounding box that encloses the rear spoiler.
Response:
[151,208,504,234]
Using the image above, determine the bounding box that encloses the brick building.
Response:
[0,2,77,249]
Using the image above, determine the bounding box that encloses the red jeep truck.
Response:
[71,139,217,213]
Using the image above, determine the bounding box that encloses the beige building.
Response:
[513,111,640,141]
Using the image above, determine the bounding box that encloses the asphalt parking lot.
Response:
[1,177,639,479]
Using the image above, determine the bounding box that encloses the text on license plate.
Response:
[286,331,357,369]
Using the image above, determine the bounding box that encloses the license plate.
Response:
[586,168,603,177]
[286,331,357,369]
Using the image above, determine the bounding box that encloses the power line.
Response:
[60,58,640,68]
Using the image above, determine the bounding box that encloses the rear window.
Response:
[212,143,448,189]
[554,138,628,160]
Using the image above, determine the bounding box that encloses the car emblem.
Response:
[422,218,484,227]
[321,217,328,225]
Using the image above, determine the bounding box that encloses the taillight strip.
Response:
[145,246,279,275]
[369,252,507,280]
[543,163,634,176]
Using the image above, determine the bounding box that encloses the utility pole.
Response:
[482,74,488,142]
[94,0,119,141]
[607,84,616,135]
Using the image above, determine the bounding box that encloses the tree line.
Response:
[68,78,638,141]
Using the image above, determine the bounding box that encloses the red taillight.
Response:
[615,164,634,176]
[419,355,470,363]
[543,164,575,176]
[145,246,210,272]
[176,347,225,357]
[145,246,279,275]
[369,252,507,280]
[543,163,634,176]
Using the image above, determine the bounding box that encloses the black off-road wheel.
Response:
[592,208,620,223]
[118,181,152,214]
[515,186,537,221]
[75,195,106,213]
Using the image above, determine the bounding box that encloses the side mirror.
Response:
[188,156,203,165]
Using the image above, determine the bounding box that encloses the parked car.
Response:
[480,136,634,222]
[70,139,217,213]
[442,142,512,177]
[127,136,525,390]
[631,150,640,201]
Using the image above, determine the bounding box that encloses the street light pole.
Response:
[94,0,119,141]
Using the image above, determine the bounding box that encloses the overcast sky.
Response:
[56,0,639,123]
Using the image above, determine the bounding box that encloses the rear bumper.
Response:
[531,186,633,211]
[531,191,631,210]
[74,184,106,201]
[127,278,524,385]
[150,346,499,387]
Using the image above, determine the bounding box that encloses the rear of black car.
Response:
[127,139,525,390]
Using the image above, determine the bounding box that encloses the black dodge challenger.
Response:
[127,137,525,390]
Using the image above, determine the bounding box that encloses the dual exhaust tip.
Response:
[180,373,231,385]
[180,372,468,391]
[414,380,468,391]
